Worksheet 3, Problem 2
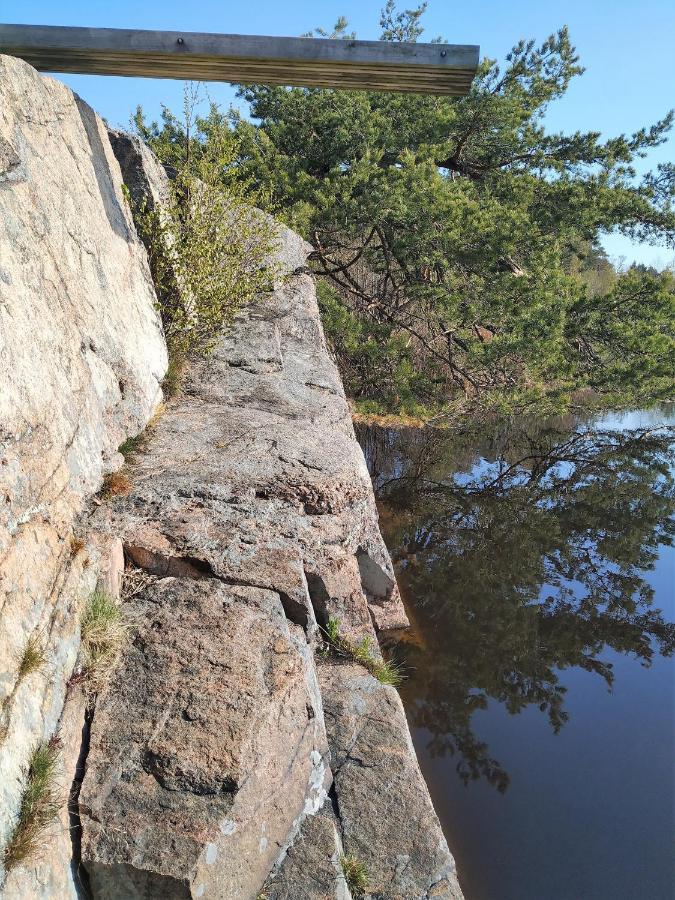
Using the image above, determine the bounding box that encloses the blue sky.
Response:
[4,0,674,267]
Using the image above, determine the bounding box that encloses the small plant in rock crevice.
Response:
[321,616,404,687]
[161,355,186,398]
[17,634,47,681]
[118,403,165,461]
[118,433,145,461]
[80,589,128,693]
[340,853,369,897]
[3,738,61,872]
[0,636,49,746]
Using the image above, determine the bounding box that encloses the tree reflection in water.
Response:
[357,416,675,793]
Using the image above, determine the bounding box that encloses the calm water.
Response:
[357,406,675,900]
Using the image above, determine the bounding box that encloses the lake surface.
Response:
[357,406,675,900]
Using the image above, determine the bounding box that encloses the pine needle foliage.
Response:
[231,4,675,420]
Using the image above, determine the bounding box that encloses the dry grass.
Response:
[17,634,47,681]
[322,617,404,687]
[340,854,369,897]
[80,589,128,692]
[4,739,61,871]
[120,567,156,602]
[99,472,132,500]
[350,407,428,429]
[69,535,86,557]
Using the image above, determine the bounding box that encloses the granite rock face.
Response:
[262,811,349,900]
[320,662,464,900]
[77,211,418,894]
[107,129,171,213]
[81,578,329,899]
[0,54,167,895]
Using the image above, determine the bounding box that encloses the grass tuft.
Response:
[80,590,128,691]
[340,854,369,897]
[367,655,405,687]
[118,403,165,461]
[4,740,61,871]
[17,634,47,681]
[322,617,404,687]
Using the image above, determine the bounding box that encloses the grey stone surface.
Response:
[320,660,464,900]
[80,255,459,896]
[107,128,171,212]
[78,249,412,895]
[263,807,350,900]
[88,270,408,644]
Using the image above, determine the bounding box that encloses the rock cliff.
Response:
[0,55,463,899]
[0,53,167,900]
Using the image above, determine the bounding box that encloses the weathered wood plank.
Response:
[0,24,479,94]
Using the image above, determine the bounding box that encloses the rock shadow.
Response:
[74,97,131,242]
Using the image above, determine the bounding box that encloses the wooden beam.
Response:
[0,24,479,95]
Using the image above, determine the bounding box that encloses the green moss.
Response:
[118,432,145,460]
[161,352,186,398]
